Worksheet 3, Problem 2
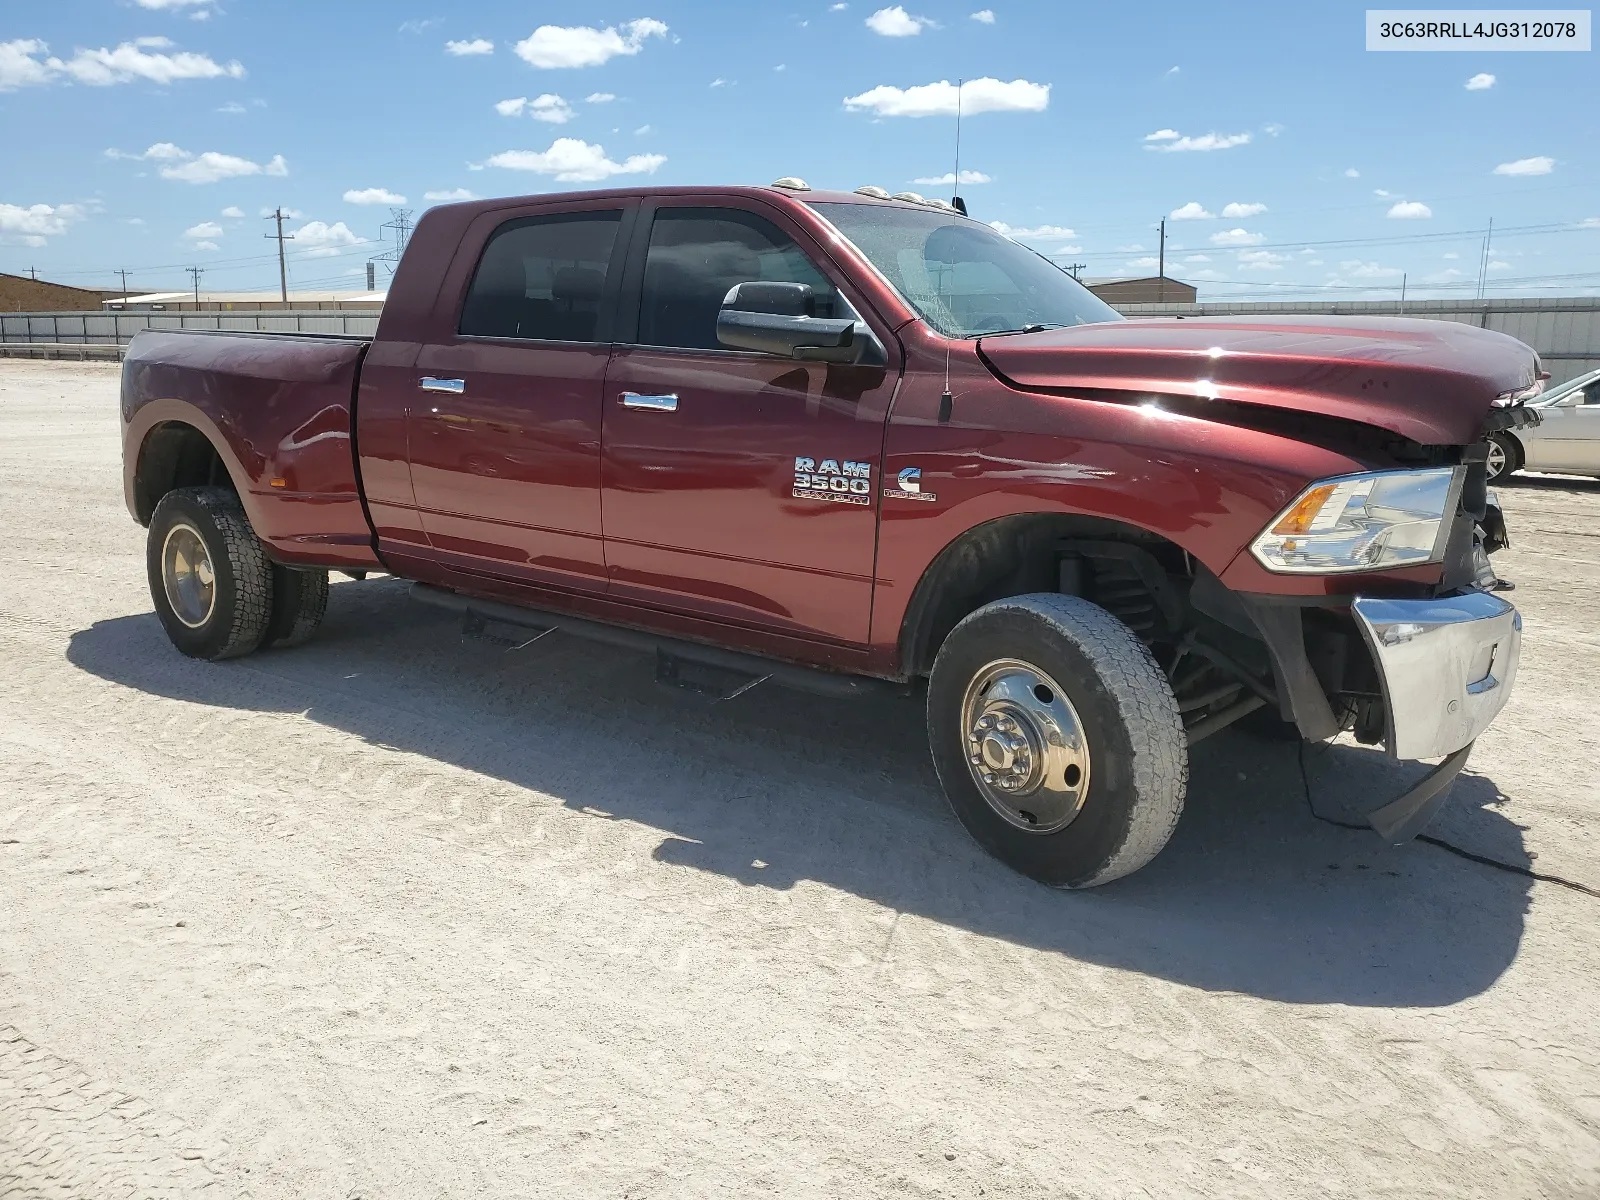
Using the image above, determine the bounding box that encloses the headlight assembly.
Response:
[1250,467,1463,574]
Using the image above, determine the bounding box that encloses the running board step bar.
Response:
[409,583,903,701]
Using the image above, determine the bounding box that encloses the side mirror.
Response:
[717,281,860,362]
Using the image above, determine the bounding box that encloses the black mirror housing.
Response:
[716,308,858,360]
[722,280,815,317]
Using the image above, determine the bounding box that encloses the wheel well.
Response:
[132,422,233,526]
[899,513,1192,678]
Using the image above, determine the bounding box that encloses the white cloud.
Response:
[1237,249,1289,270]
[1169,201,1213,220]
[344,187,406,205]
[398,19,441,35]
[135,0,216,8]
[215,100,245,114]
[424,188,477,201]
[1579,217,1600,229]
[291,220,367,258]
[113,143,287,183]
[585,91,616,103]
[1488,260,1511,271]
[0,37,245,89]
[529,93,575,123]
[1165,65,1179,76]
[1337,259,1403,279]
[496,96,528,116]
[1465,72,1495,90]
[484,137,666,182]
[830,2,849,8]
[514,19,667,69]
[1127,256,1160,270]
[912,169,991,184]
[0,202,86,244]
[1386,200,1432,219]
[634,123,652,134]
[192,239,219,250]
[1263,122,1284,136]
[988,221,1077,244]
[259,206,302,219]
[445,39,494,56]
[1183,254,1210,263]
[710,77,726,87]
[1343,167,1360,178]
[1144,129,1251,152]
[183,220,223,238]
[844,76,1048,117]
[1492,155,1553,176]
[867,6,934,35]
[1210,228,1264,246]
[970,9,996,22]
[220,206,243,218]
[0,40,54,90]
[1221,201,1267,218]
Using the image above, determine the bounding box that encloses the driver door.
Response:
[600,201,900,644]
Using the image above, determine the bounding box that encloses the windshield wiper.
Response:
[970,322,1067,339]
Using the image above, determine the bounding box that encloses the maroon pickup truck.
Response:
[121,181,1541,887]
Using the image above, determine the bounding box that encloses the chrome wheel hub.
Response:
[1485,441,1506,479]
[161,522,217,629]
[959,658,1091,834]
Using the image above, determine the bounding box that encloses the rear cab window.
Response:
[459,211,623,343]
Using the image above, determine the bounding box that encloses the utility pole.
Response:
[1065,261,1087,280]
[265,207,294,302]
[118,268,130,301]
[1157,218,1166,302]
[1475,217,1494,300]
[186,266,204,305]
[28,266,37,281]
[1399,273,1407,311]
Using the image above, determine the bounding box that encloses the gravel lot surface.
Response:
[2,359,1597,1199]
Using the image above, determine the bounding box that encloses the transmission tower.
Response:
[371,208,414,277]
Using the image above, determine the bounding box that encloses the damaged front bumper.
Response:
[1351,590,1522,762]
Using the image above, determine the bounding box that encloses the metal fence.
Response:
[1117,297,1600,385]
[6,298,1599,384]
[0,309,380,352]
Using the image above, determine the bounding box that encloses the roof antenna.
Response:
[939,78,961,425]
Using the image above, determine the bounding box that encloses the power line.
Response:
[185,265,204,304]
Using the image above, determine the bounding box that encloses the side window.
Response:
[459,211,621,342]
[638,208,842,351]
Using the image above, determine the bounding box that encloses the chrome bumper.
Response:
[1352,591,1522,761]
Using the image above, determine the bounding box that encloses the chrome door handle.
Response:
[621,391,678,412]
[420,377,465,394]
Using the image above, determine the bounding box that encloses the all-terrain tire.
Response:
[264,566,329,649]
[927,593,1188,888]
[146,486,273,661]
[1486,432,1522,482]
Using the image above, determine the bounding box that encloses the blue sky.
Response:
[3,0,1596,300]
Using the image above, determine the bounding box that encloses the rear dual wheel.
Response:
[927,594,1189,888]
[147,486,329,660]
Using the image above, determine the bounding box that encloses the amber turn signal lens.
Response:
[1270,483,1336,536]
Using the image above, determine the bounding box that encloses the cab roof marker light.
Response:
[890,191,926,203]
[854,185,891,198]
[771,177,811,191]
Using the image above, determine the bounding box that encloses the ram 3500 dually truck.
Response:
[121,182,1542,887]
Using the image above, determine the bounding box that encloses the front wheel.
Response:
[147,487,273,661]
[927,594,1189,888]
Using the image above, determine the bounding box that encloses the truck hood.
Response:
[976,316,1541,446]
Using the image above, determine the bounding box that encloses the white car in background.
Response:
[1487,366,1600,481]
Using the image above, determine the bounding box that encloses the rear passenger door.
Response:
[600,200,900,645]
[407,202,633,590]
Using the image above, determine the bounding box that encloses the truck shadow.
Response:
[65,577,1534,1009]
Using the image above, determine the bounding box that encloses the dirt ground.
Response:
[1,359,1596,1199]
